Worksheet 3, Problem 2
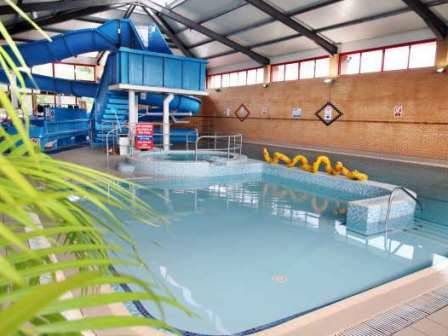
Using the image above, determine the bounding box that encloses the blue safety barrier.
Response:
[3,106,89,152]
[111,48,207,91]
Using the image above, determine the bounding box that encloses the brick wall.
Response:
[194,68,448,160]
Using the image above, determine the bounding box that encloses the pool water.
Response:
[112,173,448,335]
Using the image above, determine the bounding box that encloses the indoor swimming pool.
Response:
[110,163,448,335]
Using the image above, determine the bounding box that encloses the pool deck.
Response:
[52,146,448,336]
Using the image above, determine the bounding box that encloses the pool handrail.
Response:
[105,122,199,168]
[384,186,422,231]
[194,133,243,160]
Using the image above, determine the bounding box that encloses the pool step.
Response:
[404,219,448,245]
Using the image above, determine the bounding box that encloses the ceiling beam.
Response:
[140,5,194,57]
[187,0,342,50]
[245,0,337,55]
[7,4,126,35]
[0,0,130,15]
[141,1,269,65]
[123,4,136,19]
[401,0,447,39]
[207,0,448,60]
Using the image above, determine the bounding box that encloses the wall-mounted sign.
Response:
[393,104,403,118]
[315,102,343,126]
[292,107,303,119]
[234,104,251,122]
[135,122,154,150]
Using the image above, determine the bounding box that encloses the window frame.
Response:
[339,39,436,76]
[206,66,265,89]
[270,55,330,83]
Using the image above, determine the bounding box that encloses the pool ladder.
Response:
[384,186,422,231]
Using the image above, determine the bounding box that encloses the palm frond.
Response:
[0,2,186,335]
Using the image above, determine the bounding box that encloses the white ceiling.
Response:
[2,0,448,70]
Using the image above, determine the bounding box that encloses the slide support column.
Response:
[163,93,174,151]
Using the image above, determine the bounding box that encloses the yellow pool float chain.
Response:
[263,148,368,181]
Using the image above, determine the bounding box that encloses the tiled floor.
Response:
[337,286,448,336]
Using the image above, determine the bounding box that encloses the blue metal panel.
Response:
[119,51,129,84]
[148,26,172,54]
[129,53,144,85]
[200,63,207,91]
[182,61,200,90]
[143,56,164,86]
[164,58,182,88]
[111,48,207,91]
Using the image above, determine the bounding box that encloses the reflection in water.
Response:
[112,178,448,335]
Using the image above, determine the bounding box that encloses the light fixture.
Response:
[436,66,446,73]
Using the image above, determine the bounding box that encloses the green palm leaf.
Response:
[0,2,188,335]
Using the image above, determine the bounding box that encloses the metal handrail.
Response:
[106,124,199,167]
[384,186,422,230]
[194,134,243,160]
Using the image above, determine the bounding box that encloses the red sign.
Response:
[135,123,154,150]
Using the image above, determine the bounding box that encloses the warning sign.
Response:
[393,104,403,118]
[135,123,154,150]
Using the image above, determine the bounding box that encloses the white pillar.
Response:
[128,90,138,137]
[10,73,18,109]
[163,93,174,151]
[55,94,62,107]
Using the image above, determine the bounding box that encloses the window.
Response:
[75,65,95,81]
[54,63,75,80]
[237,71,246,86]
[340,53,361,75]
[383,46,409,71]
[229,72,238,87]
[36,94,55,106]
[222,73,230,87]
[340,40,436,75]
[32,64,53,77]
[360,50,383,73]
[247,69,257,85]
[285,63,299,81]
[207,67,265,89]
[272,64,285,82]
[60,96,77,106]
[409,41,436,69]
[315,58,330,78]
[271,56,330,83]
[256,68,264,83]
[300,60,315,79]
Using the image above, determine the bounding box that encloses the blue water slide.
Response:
[11,20,149,66]
[1,19,206,146]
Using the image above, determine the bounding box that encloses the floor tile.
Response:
[427,307,448,329]
[394,327,426,336]
[412,318,448,336]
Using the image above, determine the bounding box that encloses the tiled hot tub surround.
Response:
[123,154,417,235]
